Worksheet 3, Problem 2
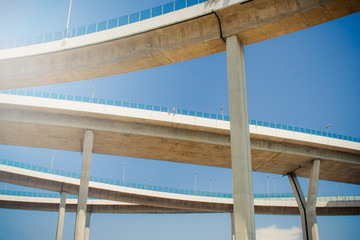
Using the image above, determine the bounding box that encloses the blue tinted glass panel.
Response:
[0,41,4,49]
[97,21,107,31]
[152,6,163,17]
[43,92,50,98]
[333,134,337,138]
[129,13,140,23]
[354,137,358,142]
[92,98,98,103]
[99,99,106,104]
[343,135,348,140]
[74,96,81,102]
[24,37,34,46]
[196,112,202,117]
[15,39,24,47]
[138,104,145,109]
[107,18,117,29]
[5,40,15,48]
[316,131,321,136]
[217,115,223,120]
[44,33,53,43]
[118,16,128,26]
[348,136,353,141]
[257,121,263,126]
[71,28,77,38]
[204,113,210,118]
[294,127,300,132]
[130,103,137,108]
[54,31,63,40]
[26,91,33,96]
[175,0,186,10]
[163,2,174,14]
[146,105,152,110]
[263,122,269,127]
[154,106,160,111]
[250,120,256,125]
[87,24,96,34]
[282,125,287,130]
[224,116,230,121]
[300,128,305,133]
[338,135,343,139]
[270,123,275,128]
[77,26,86,36]
[276,124,281,129]
[311,130,316,134]
[211,114,216,119]
[141,9,151,20]
[189,111,195,116]
[34,35,43,44]
[18,90,25,95]
[105,179,110,184]
[328,133,332,137]
[122,102,129,107]
[83,97,90,102]
[105,99,113,105]
[177,109,181,114]
[187,0,198,7]
[199,0,207,3]
[50,93,58,99]
[305,129,311,134]
[10,89,17,94]
[181,109,188,115]
[115,101,121,106]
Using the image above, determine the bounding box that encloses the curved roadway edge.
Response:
[0,0,359,89]
[0,94,359,184]
[1,194,359,216]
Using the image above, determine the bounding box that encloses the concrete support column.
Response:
[56,191,67,240]
[306,160,320,240]
[226,35,255,240]
[288,173,308,240]
[230,213,235,240]
[84,212,91,240]
[74,130,94,240]
[288,159,320,240]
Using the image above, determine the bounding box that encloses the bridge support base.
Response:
[84,211,91,240]
[226,35,255,240]
[56,191,67,240]
[288,159,320,240]
[74,130,94,240]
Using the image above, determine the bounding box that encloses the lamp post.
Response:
[91,87,95,102]
[144,178,147,189]
[65,0,73,38]
[194,171,197,196]
[266,175,270,199]
[209,177,212,194]
[122,162,126,184]
[273,177,276,198]
[220,105,224,120]
[50,150,55,173]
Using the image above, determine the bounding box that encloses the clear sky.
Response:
[0,1,359,239]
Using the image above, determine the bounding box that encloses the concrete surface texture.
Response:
[0,0,359,89]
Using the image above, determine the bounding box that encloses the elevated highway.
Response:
[0,0,359,89]
[1,191,359,216]
[0,93,359,184]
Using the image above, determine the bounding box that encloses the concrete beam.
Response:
[226,35,255,240]
[306,160,320,240]
[56,191,67,240]
[74,130,94,240]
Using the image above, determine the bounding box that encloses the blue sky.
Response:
[0,1,359,239]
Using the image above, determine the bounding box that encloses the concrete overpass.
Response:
[1,93,359,185]
[0,0,359,89]
[1,191,359,216]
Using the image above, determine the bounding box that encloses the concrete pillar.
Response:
[306,160,320,240]
[288,173,308,240]
[74,130,94,240]
[226,35,255,240]
[56,191,67,240]
[288,159,320,240]
[84,212,91,240]
[230,213,235,240]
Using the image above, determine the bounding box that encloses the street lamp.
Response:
[220,105,224,120]
[209,177,212,194]
[266,175,270,199]
[144,178,147,189]
[65,0,73,38]
[91,87,95,102]
[50,150,55,172]
[324,124,330,137]
[194,171,197,196]
[273,177,276,198]
[122,162,126,184]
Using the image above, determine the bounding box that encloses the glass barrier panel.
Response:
[122,102,129,107]
[217,115,223,120]
[76,26,86,36]
[18,90,25,95]
[311,130,316,135]
[257,121,263,126]
[187,0,198,7]
[130,102,137,108]
[224,116,230,121]
[0,41,4,49]
[15,39,24,47]
[66,172,71,177]
[82,97,89,102]
[152,6,163,17]
[146,104,153,110]
[333,133,338,138]
[50,93,58,99]
[276,124,281,129]
[129,12,140,23]
[71,28,77,38]
[199,0,207,3]
[99,99,106,104]
[116,180,120,186]
[138,103,145,109]
[154,106,161,111]
[14,162,19,167]
[97,21,107,32]
[177,109,181,114]
[66,95,74,101]
[105,179,110,184]
[74,96,82,102]
[282,124,287,130]
[110,179,115,185]
[54,31,63,41]
[189,111,195,116]
[5,40,16,48]
[141,9,151,20]
[24,37,34,46]
[115,100,121,106]
[44,33,53,43]
[328,133,332,137]
[338,134,343,139]
[26,90,33,96]
[163,2,174,14]
[175,0,186,10]
[294,127,300,132]
[105,99,113,105]
[87,24,96,34]
[34,35,44,44]
[20,163,25,168]
[181,109,188,115]
[58,94,65,100]
[300,128,305,133]
[354,137,358,142]
[118,16,128,26]
[250,120,256,125]
[161,106,168,112]
[196,112,202,117]
[211,114,216,119]
[108,18,118,29]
